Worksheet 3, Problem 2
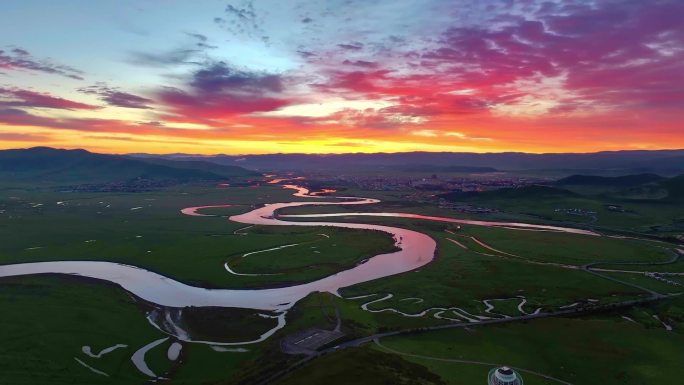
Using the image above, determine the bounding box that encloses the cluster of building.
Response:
[437,200,499,214]
[291,172,547,194]
[553,208,597,217]
[57,179,214,193]
[365,175,545,193]
[645,272,682,287]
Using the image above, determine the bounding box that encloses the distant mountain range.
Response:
[4,147,684,190]
[130,149,684,175]
[0,147,259,186]
[441,173,683,202]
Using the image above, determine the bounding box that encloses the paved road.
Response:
[589,248,682,269]
[582,248,683,297]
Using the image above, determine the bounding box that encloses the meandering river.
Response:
[0,184,599,342]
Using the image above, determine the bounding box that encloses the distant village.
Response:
[295,171,548,193]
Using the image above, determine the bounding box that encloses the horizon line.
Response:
[9,146,684,158]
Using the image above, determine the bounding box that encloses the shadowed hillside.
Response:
[0,147,258,187]
[133,149,684,175]
[557,174,665,187]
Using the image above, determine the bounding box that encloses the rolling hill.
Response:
[131,149,684,174]
[555,173,684,200]
[133,157,260,179]
[557,174,665,187]
[659,174,684,201]
[0,147,258,186]
[440,173,684,204]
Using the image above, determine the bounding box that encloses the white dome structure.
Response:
[488,366,523,385]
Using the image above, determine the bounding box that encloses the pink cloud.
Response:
[0,87,97,110]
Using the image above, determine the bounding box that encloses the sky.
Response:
[0,0,683,155]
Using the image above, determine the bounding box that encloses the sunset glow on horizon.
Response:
[1,0,683,155]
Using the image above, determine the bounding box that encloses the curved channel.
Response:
[0,185,600,326]
[0,187,435,312]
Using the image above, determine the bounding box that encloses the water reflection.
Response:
[0,184,599,343]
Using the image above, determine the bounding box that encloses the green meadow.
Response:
[0,185,397,288]
[1,182,682,384]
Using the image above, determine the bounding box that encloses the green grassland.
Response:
[274,213,675,324]
[2,181,683,384]
[277,188,684,240]
[280,207,675,265]
[182,306,281,342]
[0,275,172,384]
[374,298,684,385]
[439,185,684,235]
[0,185,397,288]
[0,276,353,385]
[228,227,397,286]
[338,229,649,324]
[281,296,684,385]
[596,250,684,273]
[598,271,683,295]
[274,347,446,385]
[456,226,675,265]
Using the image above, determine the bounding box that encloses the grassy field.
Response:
[596,250,684,273]
[282,184,684,236]
[2,181,682,384]
[274,346,447,385]
[0,276,354,385]
[374,299,684,385]
[449,190,684,235]
[456,226,675,265]
[0,185,397,288]
[226,227,397,287]
[275,296,684,385]
[270,212,667,322]
[0,275,172,384]
[4,272,671,385]
[598,271,683,295]
[333,226,651,331]
[280,203,677,265]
